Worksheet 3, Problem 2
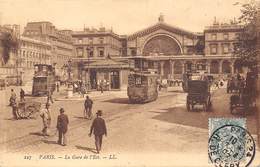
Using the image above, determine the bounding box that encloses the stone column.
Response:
[160,61,165,77]
[182,61,185,73]
[206,60,211,74]
[170,60,175,79]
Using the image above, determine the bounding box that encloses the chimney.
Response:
[158,13,164,22]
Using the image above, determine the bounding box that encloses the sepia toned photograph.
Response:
[0,0,260,166]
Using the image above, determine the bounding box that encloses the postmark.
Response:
[208,124,255,167]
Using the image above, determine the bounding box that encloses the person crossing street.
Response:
[39,103,51,136]
[89,110,107,154]
[56,108,69,146]
[84,96,93,119]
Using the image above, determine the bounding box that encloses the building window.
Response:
[210,44,218,54]
[77,48,83,57]
[78,38,82,44]
[233,43,240,52]
[211,34,217,40]
[222,43,230,54]
[89,38,93,44]
[98,47,104,57]
[223,33,229,40]
[235,33,240,40]
[99,37,104,44]
[87,47,94,57]
[143,62,148,68]
[130,48,137,56]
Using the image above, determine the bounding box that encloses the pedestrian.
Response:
[20,88,25,102]
[56,81,60,92]
[84,96,93,119]
[11,100,18,120]
[100,81,104,94]
[47,90,54,104]
[88,110,107,154]
[39,103,51,136]
[9,89,16,106]
[56,108,69,146]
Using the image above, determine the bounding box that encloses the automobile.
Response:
[186,80,212,112]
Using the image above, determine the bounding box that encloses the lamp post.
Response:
[86,47,90,93]
[67,59,72,81]
[66,59,73,97]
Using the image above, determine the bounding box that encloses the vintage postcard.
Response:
[0,0,260,166]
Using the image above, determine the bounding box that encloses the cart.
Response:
[230,71,257,114]
[230,87,256,114]
[186,80,212,112]
[227,78,243,93]
[17,101,41,119]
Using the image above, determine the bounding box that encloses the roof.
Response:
[128,22,198,40]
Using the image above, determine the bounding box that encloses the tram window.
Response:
[43,66,47,72]
[135,77,142,85]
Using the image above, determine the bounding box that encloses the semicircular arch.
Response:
[141,33,183,56]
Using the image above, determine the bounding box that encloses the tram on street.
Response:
[127,71,159,103]
[32,64,56,96]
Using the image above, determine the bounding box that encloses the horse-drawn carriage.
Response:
[227,78,244,93]
[16,101,41,119]
[230,71,257,114]
[186,80,212,112]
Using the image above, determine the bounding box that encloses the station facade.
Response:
[71,15,243,90]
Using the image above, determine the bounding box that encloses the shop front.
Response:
[81,58,130,91]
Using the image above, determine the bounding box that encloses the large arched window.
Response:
[142,35,182,56]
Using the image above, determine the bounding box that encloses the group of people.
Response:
[39,95,106,154]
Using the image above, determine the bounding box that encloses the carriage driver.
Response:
[40,103,51,136]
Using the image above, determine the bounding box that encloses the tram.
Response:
[127,71,158,103]
[32,64,56,96]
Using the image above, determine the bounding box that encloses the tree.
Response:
[233,0,258,70]
[1,31,19,64]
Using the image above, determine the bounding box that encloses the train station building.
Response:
[71,15,243,90]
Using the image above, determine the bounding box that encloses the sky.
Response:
[0,0,251,35]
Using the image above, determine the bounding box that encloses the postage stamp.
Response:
[208,118,255,167]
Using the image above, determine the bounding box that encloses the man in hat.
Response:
[20,88,25,102]
[84,96,93,119]
[89,110,107,154]
[39,103,51,136]
[9,89,16,106]
[56,108,69,146]
[47,90,54,104]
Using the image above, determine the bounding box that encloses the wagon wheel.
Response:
[230,104,234,114]
[17,104,27,118]
[203,102,207,112]
[25,105,37,118]
[207,97,212,112]
[186,100,190,111]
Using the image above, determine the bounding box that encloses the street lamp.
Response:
[67,59,72,81]
[86,47,90,93]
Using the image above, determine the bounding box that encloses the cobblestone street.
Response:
[0,85,259,166]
